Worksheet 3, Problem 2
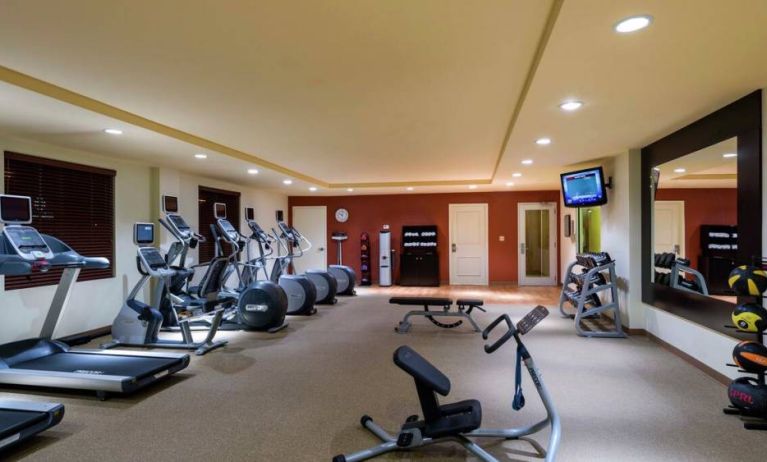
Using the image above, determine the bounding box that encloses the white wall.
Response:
[0,135,152,342]
[0,137,288,344]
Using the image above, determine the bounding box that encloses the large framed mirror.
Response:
[641,90,762,339]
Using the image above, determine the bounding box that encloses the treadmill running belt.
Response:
[12,353,182,378]
[0,410,47,439]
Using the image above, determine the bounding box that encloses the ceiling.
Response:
[0,0,766,195]
[657,138,737,189]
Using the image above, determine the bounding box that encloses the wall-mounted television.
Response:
[560,166,608,208]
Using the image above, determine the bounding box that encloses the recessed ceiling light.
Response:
[103,128,123,135]
[506,182,515,187]
[673,168,686,173]
[512,172,523,178]
[536,137,552,145]
[615,15,652,33]
[283,179,293,185]
[468,185,478,190]
[723,153,737,158]
[406,187,414,191]
[559,100,583,112]
[247,168,259,175]
[309,187,318,192]
[347,188,354,192]
[194,153,207,159]
[652,167,660,171]
[521,159,533,165]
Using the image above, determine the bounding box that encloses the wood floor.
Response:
[357,283,562,305]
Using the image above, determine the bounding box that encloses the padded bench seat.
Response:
[389,297,452,306]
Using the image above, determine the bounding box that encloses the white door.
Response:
[518,202,558,286]
[654,200,685,257]
[291,206,327,272]
[449,203,489,285]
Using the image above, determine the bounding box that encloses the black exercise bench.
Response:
[389,297,486,333]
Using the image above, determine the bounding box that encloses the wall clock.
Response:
[335,208,350,223]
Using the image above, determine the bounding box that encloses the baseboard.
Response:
[58,325,111,346]
[624,327,647,336]
[646,331,730,386]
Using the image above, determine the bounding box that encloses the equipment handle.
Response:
[482,314,516,354]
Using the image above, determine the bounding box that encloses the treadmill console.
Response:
[3,225,54,261]
[217,219,240,242]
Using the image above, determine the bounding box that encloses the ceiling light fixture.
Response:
[615,15,653,33]
[723,153,738,158]
[194,153,208,159]
[536,137,551,145]
[346,188,354,192]
[283,179,293,185]
[512,172,523,178]
[468,185,478,190]
[103,128,123,135]
[309,187,318,192]
[673,168,686,173]
[247,168,259,175]
[406,187,414,191]
[521,159,533,165]
[559,100,583,112]
[506,182,515,187]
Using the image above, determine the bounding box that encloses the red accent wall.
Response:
[288,191,560,284]
[655,188,737,267]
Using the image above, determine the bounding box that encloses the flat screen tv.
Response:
[560,166,608,208]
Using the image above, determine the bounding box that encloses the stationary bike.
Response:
[334,306,561,462]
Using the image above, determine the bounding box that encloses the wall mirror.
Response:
[642,91,762,338]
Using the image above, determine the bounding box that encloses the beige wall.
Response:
[0,136,288,344]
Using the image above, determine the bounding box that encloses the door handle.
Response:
[520,243,526,254]
[318,247,325,251]
[451,243,456,253]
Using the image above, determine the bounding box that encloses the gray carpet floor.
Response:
[3,293,766,461]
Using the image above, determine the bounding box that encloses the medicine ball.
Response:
[728,377,767,416]
[733,341,767,374]
[732,303,767,332]
[728,266,767,296]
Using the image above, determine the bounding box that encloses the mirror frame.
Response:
[641,90,762,338]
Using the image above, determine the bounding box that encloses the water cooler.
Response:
[379,227,392,286]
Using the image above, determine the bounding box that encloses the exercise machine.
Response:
[103,222,228,355]
[278,221,338,304]
[268,213,317,316]
[330,231,357,295]
[333,306,561,462]
[0,400,64,452]
[160,198,288,333]
[559,252,626,338]
[390,297,486,333]
[0,195,189,399]
[210,206,289,331]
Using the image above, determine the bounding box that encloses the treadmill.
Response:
[0,400,63,451]
[0,195,190,399]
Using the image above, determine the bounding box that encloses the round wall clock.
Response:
[335,208,350,223]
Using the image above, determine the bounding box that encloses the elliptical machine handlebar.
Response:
[482,314,516,354]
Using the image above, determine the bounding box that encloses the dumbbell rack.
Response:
[360,232,371,286]
[559,253,625,338]
[722,257,767,430]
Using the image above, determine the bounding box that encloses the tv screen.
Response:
[134,222,154,245]
[560,167,608,208]
[214,202,227,219]
[0,195,32,224]
[163,195,179,213]
[245,207,255,221]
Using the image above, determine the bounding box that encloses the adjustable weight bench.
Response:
[390,297,485,333]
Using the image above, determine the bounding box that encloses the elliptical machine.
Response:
[209,204,289,332]
[276,221,337,305]
[267,212,318,316]
[160,197,288,332]
[104,223,228,355]
[329,232,357,296]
